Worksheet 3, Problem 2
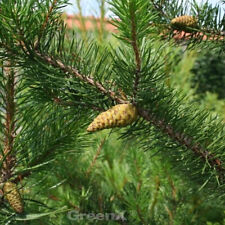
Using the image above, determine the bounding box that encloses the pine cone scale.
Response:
[171,15,197,31]
[3,182,23,213]
[87,104,138,132]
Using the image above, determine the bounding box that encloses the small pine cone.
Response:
[171,15,197,31]
[87,104,138,132]
[3,181,23,213]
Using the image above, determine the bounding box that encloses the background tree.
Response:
[0,0,224,224]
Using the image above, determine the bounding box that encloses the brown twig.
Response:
[34,0,58,49]
[13,172,31,184]
[138,109,225,183]
[129,2,141,100]
[165,205,173,225]
[150,0,170,20]
[0,62,16,182]
[150,176,160,216]
[134,160,142,192]
[37,52,128,105]
[136,205,147,225]
[168,175,176,200]
[86,138,105,176]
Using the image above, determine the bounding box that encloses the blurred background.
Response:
[64,0,221,16]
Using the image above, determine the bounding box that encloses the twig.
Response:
[0,62,16,182]
[150,176,160,216]
[150,0,170,20]
[129,2,141,100]
[13,172,31,184]
[165,205,173,225]
[138,109,225,183]
[134,159,142,192]
[168,175,176,200]
[136,205,147,225]
[34,0,58,49]
[37,52,128,104]
[86,138,105,176]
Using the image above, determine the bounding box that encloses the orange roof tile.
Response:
[63,14,118,33]
[63,14,224,41]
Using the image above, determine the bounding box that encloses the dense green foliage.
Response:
[192,50,225,99]
[0,0,224,224]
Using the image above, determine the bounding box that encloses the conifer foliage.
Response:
[0,0,224,224]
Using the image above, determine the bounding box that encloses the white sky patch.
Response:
[65,0,103,16]
[64,0,223,16]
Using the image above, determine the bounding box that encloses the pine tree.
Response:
[0,0,224,224]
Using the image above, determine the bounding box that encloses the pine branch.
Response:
[0,0,224,189]
[0,62,16,182]
[153,0,225,47]
[138,109,225,183]
[1,2,225,222]
[29,51,225,183]
[3,38,224,184]
[129,2,141,100]
[35,52,128,104]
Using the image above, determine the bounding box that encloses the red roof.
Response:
[63,14,117,32]
[63,14,224,41]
